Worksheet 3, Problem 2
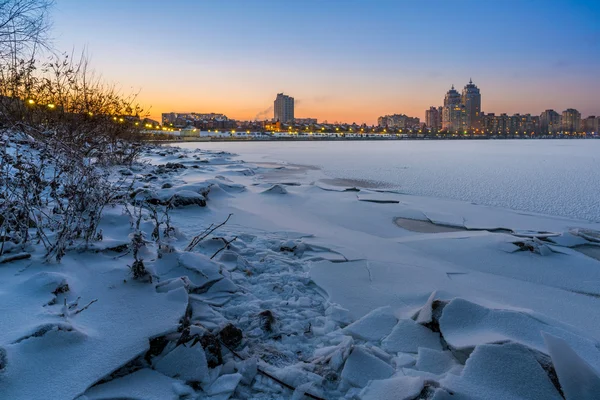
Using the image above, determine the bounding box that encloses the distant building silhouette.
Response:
[582,116,599,133]
[425,106,442,130]
[462,79,481,129]
[442,85,467,132]
[274,93,294,123]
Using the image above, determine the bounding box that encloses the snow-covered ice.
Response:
[2,139,600,399]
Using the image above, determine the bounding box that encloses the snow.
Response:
[543,332,600,400]
[440,342,563,400]
[359,376,426,400]
[0,252,189,400]
[382,319,442,353]
[340,345,394,388]
[80,368,193,400]
[3,140,600,399]
[414,347,461,375]
[184,140,600,221]
[439,298,600,368]
[342,306,397,341]
[154,342,210,383]
[202,373,242,399]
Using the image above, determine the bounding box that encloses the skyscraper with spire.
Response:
[462,79,481,129]
[429,80,482,132]
[444,85,461,107]
[442,85,467,131]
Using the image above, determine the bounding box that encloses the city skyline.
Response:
[52,0,600,124]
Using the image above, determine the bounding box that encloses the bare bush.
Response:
[0,134,132,261]
[0,0,53,60]
[0,1,152,263]
[0,51,147,165]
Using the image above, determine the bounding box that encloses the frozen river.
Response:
[175,140,600,222]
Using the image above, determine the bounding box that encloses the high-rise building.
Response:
[425,106,442,130]
[561,109,581,133]
[461,79,481,129]
[442,85,466,132]
[539,110,561,134]
[443,104,467,132]
[274,93,294,123]
[443,85,461,107]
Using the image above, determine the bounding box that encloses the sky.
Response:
[52,0,600,124]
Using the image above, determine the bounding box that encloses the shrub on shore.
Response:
[0,1,148,261]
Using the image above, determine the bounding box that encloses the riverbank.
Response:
[150,135,599,145]
[2,141,600,399]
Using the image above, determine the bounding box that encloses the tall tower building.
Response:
[461,79,481,129]
[442,85,466,132]
[444,85,461,107]
[274,93,294,123]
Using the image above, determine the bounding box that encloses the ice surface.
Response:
[4,141,600,400]
[154,342,210,383]
[190,140,600,221]
[342,306,397,341]
[414,347,460,375]
[359,376,426,400]
[341,345,394,387]
[543,332,600,400]
[80,368,192,400]
[441,342,563,400]
[0,256,189,400]
[439,298,600,368]
[202,373,242,399]
[382,319,442,353]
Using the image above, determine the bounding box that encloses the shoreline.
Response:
[148,135,599,144]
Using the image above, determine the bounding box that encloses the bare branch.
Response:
[185,213,233,252]
[210,236,237,260]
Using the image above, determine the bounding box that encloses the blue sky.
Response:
[53,0,600,123]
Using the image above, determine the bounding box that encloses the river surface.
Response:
[173,140,600,222]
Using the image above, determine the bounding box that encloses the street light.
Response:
[47,104,55,109]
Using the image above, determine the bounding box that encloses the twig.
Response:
[185,213,233,251]
[72,299,98,316]
[0,252,31,264]
[210,236,237,260]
